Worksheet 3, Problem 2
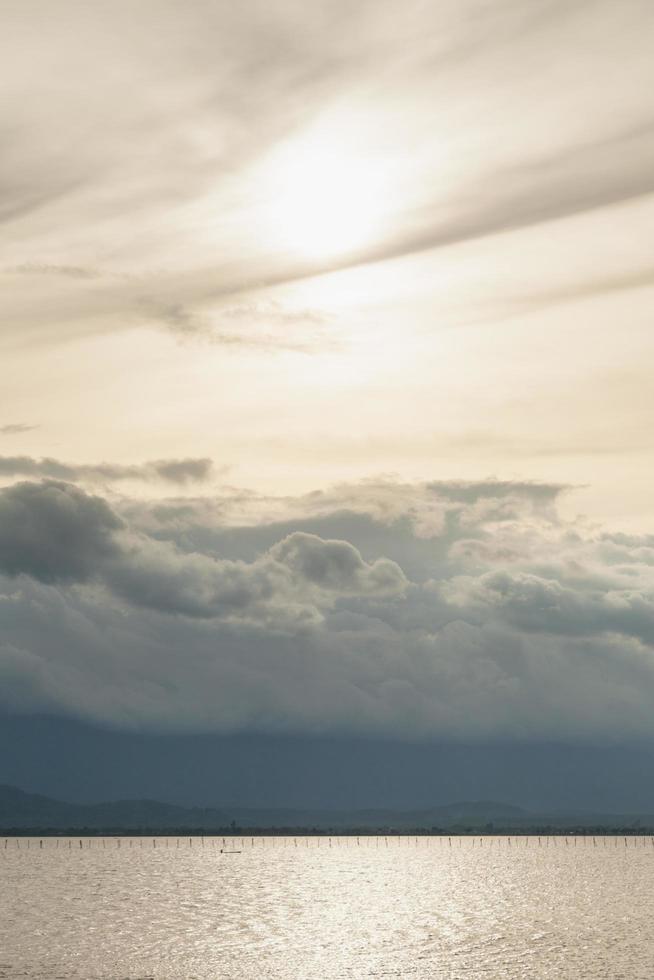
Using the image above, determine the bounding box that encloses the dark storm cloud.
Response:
[442,569,654,645]
[1,477,654,739]
[0,481,121,583]
[0,455,214,484]
[105,530,406,624]
[0,480,407,625]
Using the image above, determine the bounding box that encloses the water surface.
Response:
[1,836,653,979]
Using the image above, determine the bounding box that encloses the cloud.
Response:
[0,481,122,583]
[2,0,654,344]
[0,424,38,436]
[0,480,407,628]
[141,296,331,351]
[5,263,103,280]
[269,532,407,597]
[0,476,654,740]
[441,569,654,645]
[107,530,406,626]
[0,455,215,485]
[147,301,206,336]
[1,0,654,741]
[149,459,214,484]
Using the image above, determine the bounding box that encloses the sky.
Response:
[2,0,654,807]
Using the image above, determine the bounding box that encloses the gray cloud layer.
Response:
[1,475,654,740]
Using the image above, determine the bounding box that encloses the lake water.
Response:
[1,836,653,979]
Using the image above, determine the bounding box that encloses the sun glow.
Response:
[262,124,388,261]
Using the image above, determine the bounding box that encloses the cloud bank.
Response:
[1,475,653,741]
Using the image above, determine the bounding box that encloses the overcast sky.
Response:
[2,0,654,768]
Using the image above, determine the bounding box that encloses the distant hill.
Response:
[0,784,525,830]
[0,784,651,832]
[0,784,232,830]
